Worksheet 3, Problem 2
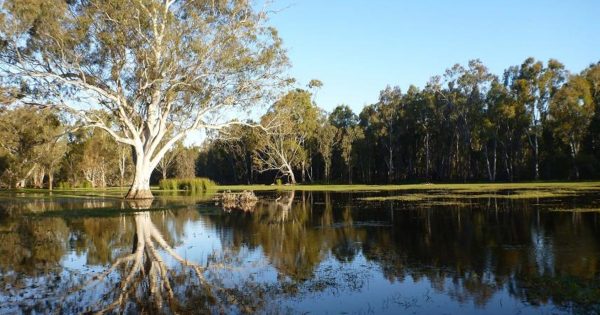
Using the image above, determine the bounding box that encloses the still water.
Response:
[1,190,600,314]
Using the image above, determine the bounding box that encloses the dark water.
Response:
[1,190,600,314]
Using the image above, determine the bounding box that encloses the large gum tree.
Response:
[0,0,288,198]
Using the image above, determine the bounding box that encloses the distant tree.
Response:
[315,113,338,182]
[329,105,358,129]
[221,123,261,184]
[254,90,319,184]
[78,130,119,188]
[36,135,67,190]
[308,79,323,103]
[584,64,600,167]
[173,146,199,179]
[156,141,184,180]
[550,75,594,178]
[375,86,402,182]
[117,144,132,188]
[340,126,364,184]
[508,58,567,179]
[0,107,64,188]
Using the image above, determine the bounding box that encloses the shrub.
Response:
[57,182,72,190]
[159,177,216,194]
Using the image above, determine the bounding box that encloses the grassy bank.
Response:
[215,181,600,193]
[7,181,600,198]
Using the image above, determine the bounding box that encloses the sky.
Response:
[267,0,600,113]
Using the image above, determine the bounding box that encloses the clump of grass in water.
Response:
[359,188,579,203]
[550,208,600,213]
[158,178,216,194]
[359,194,430,202]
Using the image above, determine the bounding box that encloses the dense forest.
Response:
[200,58,600,184]
[1,58,599,188]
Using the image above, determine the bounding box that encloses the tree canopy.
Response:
[0,0,289,197]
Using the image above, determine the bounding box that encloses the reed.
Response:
[158,177,216,193]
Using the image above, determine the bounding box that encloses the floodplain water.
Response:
[1,188,599,314]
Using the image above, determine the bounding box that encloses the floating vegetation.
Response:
[549,208,600,213]
[359,188,581,203]
[216,181,600,193]
[417,201,470,207]
[217,190,258,212]
[359,194,429,202]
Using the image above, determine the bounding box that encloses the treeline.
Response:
[0,107,200,189]
[199,58,600,184]
[2,58,600,188]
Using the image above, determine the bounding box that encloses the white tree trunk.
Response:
[126,152,154,199]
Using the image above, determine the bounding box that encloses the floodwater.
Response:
[1,189,600,314]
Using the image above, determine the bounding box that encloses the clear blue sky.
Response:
[268,0,600,113]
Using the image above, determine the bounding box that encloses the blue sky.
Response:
[268,0,600,113]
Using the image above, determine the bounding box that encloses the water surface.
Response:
[1,189,599,314]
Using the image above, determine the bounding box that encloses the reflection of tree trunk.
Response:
[77,204,209,313]
[274,191,295,223]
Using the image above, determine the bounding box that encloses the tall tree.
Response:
[155,141,183,180]
[376,86,402,182]
[174,146,199,179]
[0,107,64,188]
[340,125,364,184]
[315,113,338,182]
[509,58,566,179]
[550,75,594,178]
[0,0,288,198]
[254,89,318,184]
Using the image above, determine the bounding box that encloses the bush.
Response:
[159,178,179,191]
[159,177,216,193]
[57,182,72,189]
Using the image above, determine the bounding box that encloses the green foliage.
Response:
[0,107,66,188]
[159,178,216,194]
[0,0,289,196]
[198,60,600,185]
[57,182,71,190]
[253,89,320,184]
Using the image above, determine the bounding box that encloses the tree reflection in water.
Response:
[75,201,203,313]
[2,190,600,314]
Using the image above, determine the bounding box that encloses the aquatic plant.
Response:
[158,178,216,194]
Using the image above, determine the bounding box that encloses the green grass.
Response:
[550,208,600,213]
[216,181,600,192]
[357,190,578,202]
[6,181,600,201]
[217,181,600,202]
[360,194,430,201]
